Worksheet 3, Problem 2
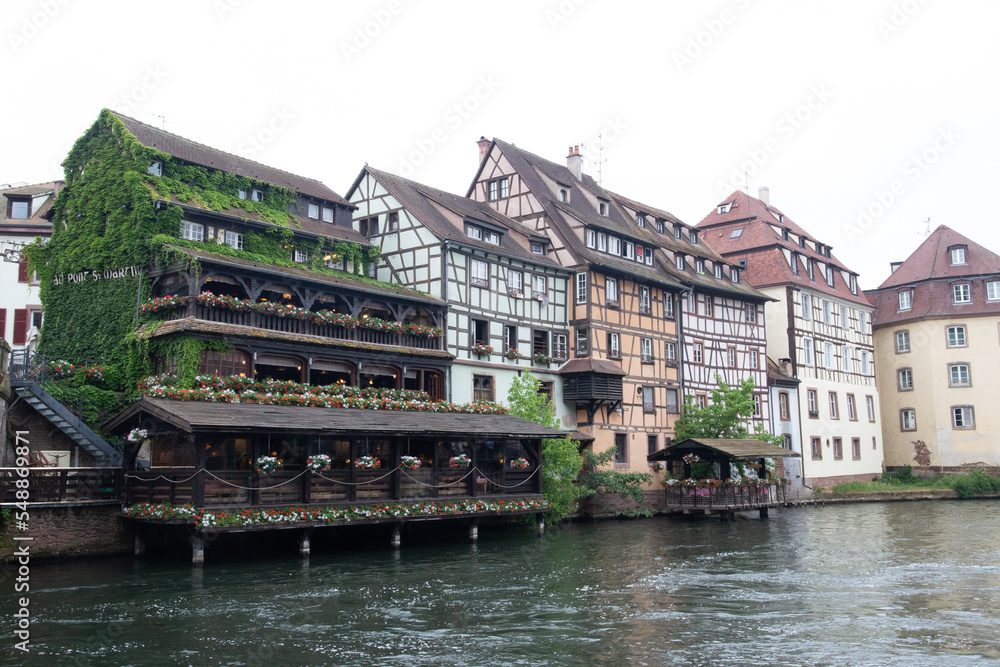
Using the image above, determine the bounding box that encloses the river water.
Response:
[5,500,1000,666]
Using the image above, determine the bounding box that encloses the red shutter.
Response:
[0,309,6,341]
[18,259,29,283]
[13,309,27,345]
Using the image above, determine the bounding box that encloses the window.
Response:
[597,233,607,252]
[749,349,759,369]
[641,337,653,362]
[841,346,852,372]
[829,392,839,419]
[624,241,634,260]
[180,221,204,242]
[811,436,822,459]
[983,280,1000,302]
[950,247,966,265]
[467,225,483,241]
[898,368,913,391]
[949,363,970,387]
[614,433,627,465]
[727,347,736,367]
[607,332,621,358]
[714,264,723,279]
[359,216,378,237]
[470,259,489,288]
[608,236,621,256]
[575,272,587,304]
[790,253,799,274]
[947,325,966,348]
[639,287,651,314]
[554,334,568,359]
[779,392,790,420]
[952,405,975,429]
[730,227,744,239]
[753,394,762,417]
[801,293,812,320]
[896,330,910,353]
[322,207,334,223]
[860,350,870,375]
[487,178,507,201]
[530,241,545,255]
[673,225,682,239]
[293,249,308,263]
[953,284,971,304]
[473,375,494,402]
[690,231,698,244]
[824,342,835,369]
[693,342,703,364]
[251,189,263,202]
[656,221,664,234]
[849,275,858,294]
[648,434,658,455]
[664,295,675,320]
[17,259,29,284]
[866,395,876,422]
[826,266,835,287]
[746,303,756,323]
[696,394,707,408]
[731,269,740,283]
[704,296,713,318]
[308,203,320,219]
[238,189,247,200]
[538,381,554,402]
[224,231,243,250]
[806,259,814,281]
[387,212,399,233]
[636,213,646,228]
[833,438,843,460]
[471,319,488,346]
[147,161,162,176]
[642,386,654,412]
[676,255,685,271]
[575,327,589,355]
[499,178,509,198]
[695,259,704,274]
[665,341,677,364]
[586,229,596,249]
[8,197,30,219]
[901,408,916,431]
[898,290,912,311]
[802,337,815,366]
[858,311,868,333]
[840,307,849,329]
[532,275,547,299]
[666,388,679,413]
[559,188,568,203]
[509,270,523,296]
[823,300,831,324]
[847,394,857,421]
[502,325,518,356]
[645,248,653,266]
[605,277,619,306]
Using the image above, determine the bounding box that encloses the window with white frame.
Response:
[901,408,916,430]
[509,270,523,296]
[829,392,839,419]
[597,233,607,252]
[861,349,870,375]
[824,342,835,369]
[665,295,675,320]
[673,225,682,239]
[952,405,974,428]
[898,290,912,311]
[752,394,761,417]
[714,264,723,279]
[695,259,704,274]
[467,226,483,241]
[147,161,162,176]
[823,300,831,324]
[504,325,517,354]
[666,341,676,363]
[847,394,857,420]
[676,255,685,271]
[470,259,489,288]
[801,293,812,320]
[949,363,970,387]
[859,311,868,333]
[641,337,653,361]
[322,207,334,223]
[693,342,703,364]
[575,272,587,304]
[866,395,875,421]
[180,220,204,242]
[553,333,568,359]
[599,202,608,216]
[746,303,756,323]
[705,296,713,318]
[731,269,739,283]
[251,189,263,202]
[499,178,509,198]
[807,389,818,415]
[308,203,320,219]
[807,259,814,280]
[606,277,618,305]
[636,213,646,228]
[802,337,814,365]
[576,327,589,355]
[840,306,849,329]
[826,266,835,287]
[645,248,653,266]
[730,227,743,238]
[224,231,243,250]
[953,283,971,304]
[849,275,858,295]
[988,280,1000,301]
[559,188,568,203]
[293,249,308,263]
[947,325,966,347]
[624,241,634,260]
[749,349,759,369]
[608,332,621,358]
[532,275,547,299]
[639,287,651,313]
[950,247,966,265]
[898,368,913,391]
[896,330,910,353]
[690,231,698,244]
[586,229,596,249]
[727,347,736,367]
[608,236,621,256]
[841,346,851,372]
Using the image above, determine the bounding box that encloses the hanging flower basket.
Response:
[682,454,701,464]
[127,428,148,443]
[652,462,665,472]
[306,455,332,472]
[254,456,283,475]
[355,455,381,469]
[510,457,529,470]
[449,454,471,468]
[400,455,421,469]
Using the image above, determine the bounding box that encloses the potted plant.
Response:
[241,389,259,404]
[682,453,701,464]
[449,454,471,468]
[306,454,332,472]
[254,455,283,475]
[355,455,381,469]
[400,455,421,469]
[505,348,524,360]
[127,428,148,444]
[533,353,552,366]
[510,457,529,470]
[471,343,493,358]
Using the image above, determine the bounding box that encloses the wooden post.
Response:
[390,523,401,549]
[469,518,479,543]
[759,506,769,519]
[192,533,205,566]
[299,529,311,558]
[349,439,358,503]
[536,513,545,537]
[134,530,145,557]
[303,470,312,504]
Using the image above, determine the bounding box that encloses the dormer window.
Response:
[322,207,334,223]
[637,213,646,228]
[586,229,596,248]
[636,245,644,263]
[467,225,483,240]
[806,259,814,281]
[608,236,621,256]
[730,227,744,239]
[6,196,30,219]
[827,266,835,287]
[731,269,740,283]
[293,249,308,263]
[599,201,608,217]
[559,188,568,203]
[714,264,723,279]
[308,203,320,219]
[645,248,653,266]
[800,236,807,249]
[782,228,789,241]
[849,275,858,295]
[251,189,263,202]
[597,233,607,252]
[676,255,685,271]
[950,246,967,265]
[530,241,546,255]
[696,259,704,274]
[898,290,912,311]
[624,241,634,260]
[673,225,682,239]
[718,203,732,214]
[147,161,162,176]
[656,221,664,234]
[690,231,698,244]
[790,253,799,274]
[238,190,247,200]
[484,230,499,244]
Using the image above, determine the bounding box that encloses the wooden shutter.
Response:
[0,309,6,341]
[13,309,27,345]
[18,259,29,283]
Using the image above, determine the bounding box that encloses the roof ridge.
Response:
[0,180,60,192]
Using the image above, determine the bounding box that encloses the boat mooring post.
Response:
[469,518,479,543]
[299,528,312,558]
[536,513,545,537]
[134,530,145,557]
[191,533,205,567]
[391,523,402,549]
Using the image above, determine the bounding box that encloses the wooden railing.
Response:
[191,305,441,350]
[125,465,541,509]
[0,468,121,504]
[664,484,787,509]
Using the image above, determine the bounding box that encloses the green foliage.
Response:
[42,381,120,428]
[505,369,583,523]
[946,470,1000,499]
[579,449,654,517]
[831,468,1000,498]
[673,375,783,447]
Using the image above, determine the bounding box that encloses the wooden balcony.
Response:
[0,467,121,504]
[192,304,441,350]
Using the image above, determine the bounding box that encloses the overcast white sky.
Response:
[3,0,997,288]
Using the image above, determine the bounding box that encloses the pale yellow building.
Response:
[870,225,1000,469]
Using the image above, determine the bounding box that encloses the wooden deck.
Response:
[663,484,790,519]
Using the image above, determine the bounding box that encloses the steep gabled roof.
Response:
[353,167,560,267]
[876,225,1000,289]
[1,181,61,227]
[112,112,351,206]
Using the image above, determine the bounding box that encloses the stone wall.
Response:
[0,504,133,560]
[806,472,879,490]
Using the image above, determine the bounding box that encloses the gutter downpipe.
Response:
[443,240,452,404]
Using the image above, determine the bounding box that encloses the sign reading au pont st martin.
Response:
[52,266,141,286]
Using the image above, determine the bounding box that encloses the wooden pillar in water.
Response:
[536,513,545,537]
[468,518,479,543]
[390,523,401,549]
[299,529,312,558]
[192,533,205,566]
[759,506,769,519]
[134,530,145,557]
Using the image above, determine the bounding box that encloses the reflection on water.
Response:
[3,501,999,666]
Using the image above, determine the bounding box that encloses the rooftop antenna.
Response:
[921,217,931,237]
[153,114,166,130]
[582,132,607,187]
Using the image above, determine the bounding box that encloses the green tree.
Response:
[673,375,783,447]
[505,369,583,522]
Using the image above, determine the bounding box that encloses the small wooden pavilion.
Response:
[647,438,801,519]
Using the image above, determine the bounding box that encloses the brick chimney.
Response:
[758,186,770,206]
[477,136,491,164]
[566,145,583,181]
[779,358,793,376]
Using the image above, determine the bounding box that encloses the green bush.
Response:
[948,470,1000,499]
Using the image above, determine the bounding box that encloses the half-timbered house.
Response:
[696,187,883,488]
[346,167,573,422]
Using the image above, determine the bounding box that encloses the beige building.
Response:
[870,225,1000,469]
